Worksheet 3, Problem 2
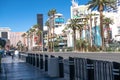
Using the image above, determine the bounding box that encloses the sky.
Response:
[0,0,89,32]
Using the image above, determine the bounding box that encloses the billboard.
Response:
[55,18,64,23]
[71,5,89,19]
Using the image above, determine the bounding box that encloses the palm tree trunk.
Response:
[73,29,76,51]
[47,27,49,52]
[51,33,53,52]
[79,29,82,39]
[107,24,110,43]
[90,17,92,47]
[53,26,54,52]
[52,15,55,52]
[100,11,104,49]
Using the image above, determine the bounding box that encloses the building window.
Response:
[1,32,8,39]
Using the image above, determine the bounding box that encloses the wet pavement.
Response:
[0,56,64,80]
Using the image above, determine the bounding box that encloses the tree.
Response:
[33,24,42,45]
[47,9,57,52]
[103,17,113,43]
[45,21,50,52]
[87,0,116,49]
[66,19,80,51]
[0,38,6,48]
[16,40,22,51]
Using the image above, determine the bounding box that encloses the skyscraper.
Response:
[37,14,43,46]
[37,14,43,30]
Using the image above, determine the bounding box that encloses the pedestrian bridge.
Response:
[1,52,120,80]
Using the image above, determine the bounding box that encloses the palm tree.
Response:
[45,21,50,52]
[77,21,84,39]
[47,9,57,52]
[21,33,26,48]
[33,24,42,46]
[29,28,36,49]
[87,0,116,49]
[66,19,80,51]
[103,17,113,43]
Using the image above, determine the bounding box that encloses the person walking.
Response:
[14,49,19,60]
[11,51,14,60]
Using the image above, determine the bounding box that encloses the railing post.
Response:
[45,55,48,71]
[69,57,75,80]
[36,54,39,67]
[87,59,94,80]
[58,56,64,78]
[40,54,43,69]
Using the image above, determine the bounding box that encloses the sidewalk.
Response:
[0,56,64,80]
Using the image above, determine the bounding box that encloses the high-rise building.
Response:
[37,14,43,30]
[37,14,43,45]
[9,32,25,47]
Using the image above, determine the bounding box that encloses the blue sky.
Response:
[0,0,89,32]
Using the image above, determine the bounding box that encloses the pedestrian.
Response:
[11,52,14,60]
[14,49,19,59]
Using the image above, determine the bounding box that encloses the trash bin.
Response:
[48,57,59,77]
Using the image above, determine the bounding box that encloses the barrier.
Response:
[44,55,48,71]
[112,62,120,80]
[58,56,64,78]
[87,59,94,80]
[36,54,39,67]
[94,60,113,80]
[74,58,87,80]
[33,54,35,66]
[24,53,120,80]
[64,57,75,80]
[40,54,43,69]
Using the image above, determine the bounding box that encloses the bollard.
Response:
[45,55,48,71]
[86,59,94,80]
[32,54,34,65]
[33,54,35,66]
[30,54,32,64]
[36,54,39,67]
[58,56,64,78]
[26,53,28,63]
[112,62,120,80]
[27,53,30,63]
[69,57,75,80]
[51,55,55,58]
[40,54,43,69]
